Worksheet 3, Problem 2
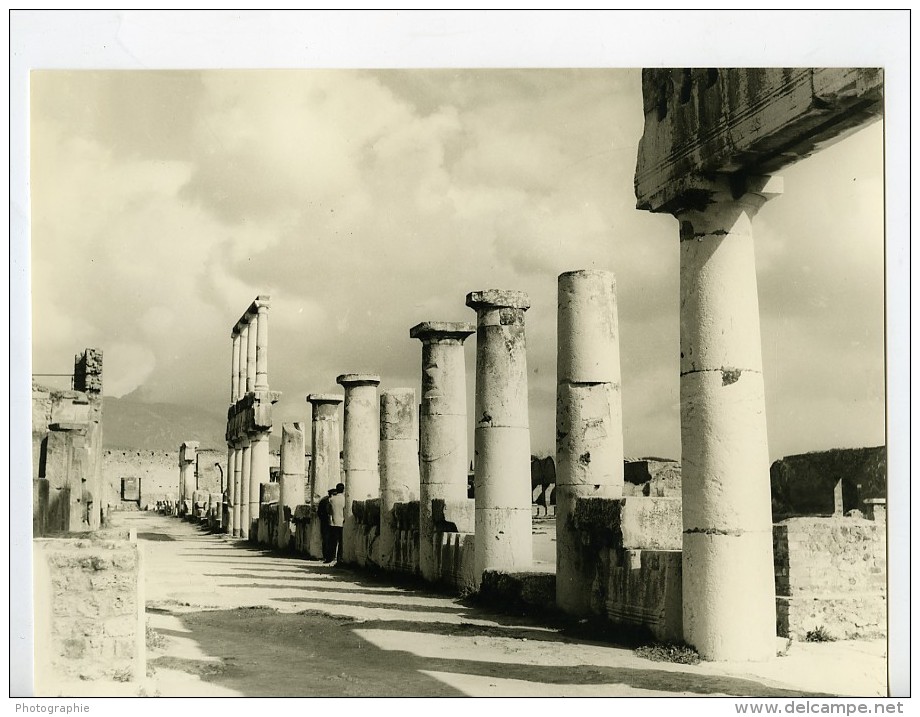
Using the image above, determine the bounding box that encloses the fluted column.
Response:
[410,321,475,582]
[555,270,624,614]
[466,290,533,581]
[379,388,420,569]
[674,174,781,661]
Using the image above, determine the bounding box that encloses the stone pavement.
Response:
[117,511,887,698]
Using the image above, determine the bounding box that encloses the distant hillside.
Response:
[102,395,227,451]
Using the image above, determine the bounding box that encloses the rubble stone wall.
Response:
[103,450,177,510]
[774,517,886,639]
[33,536,145,693]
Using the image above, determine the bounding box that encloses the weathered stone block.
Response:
[352,498,380,526]
[260,482,280,504]
[431,497,475,533]
[574,497,681,550]
[635,68,883,213]
[392,501,420,531]
[479,570,556,612]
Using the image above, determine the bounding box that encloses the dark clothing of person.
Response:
[317,495,332,561]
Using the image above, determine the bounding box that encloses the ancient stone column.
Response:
[466,290,533,580]
[226,445,236,534]
[336,374,381,564]
[555,270,625,614]
[307,395,344,503]
[410,321,475,582]
[307,393,344,558]
[245,316,257,394]
[249,432,270,539]
[231,333,241,403]
[239,438,252,539]
[278,423,306,549]
[255,298,269,392]
[178,441,199,512]
[379,388,420,569]
[238,322,250,395]
[232,445,243,536]
[675,175,781,661]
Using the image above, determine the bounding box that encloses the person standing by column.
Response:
[326,483,346,565]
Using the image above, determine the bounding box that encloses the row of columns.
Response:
[220,236,775,663]
[226,296,272,539]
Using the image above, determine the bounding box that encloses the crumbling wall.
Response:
[564,497,683,642]
[195,448,225,495]
[774,517,886,639]
[770,447,886,519]
[33,535,145,694]
[348,499,381,568]
[103,450,177,510]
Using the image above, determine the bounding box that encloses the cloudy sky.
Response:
[28,65,886,461]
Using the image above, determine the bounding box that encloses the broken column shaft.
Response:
[466,290,533,580]
[249,432,270,539]
[306,394,344,559]
[378,388,420,569]
[278,423,306,550]
[255,299,269,391]
[675,175,781,661]
[555,270,625,615]
[410,321,475,582]
[337,374,381,564]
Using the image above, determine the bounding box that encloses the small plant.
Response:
[146,624,167,650]
[112,667,133,683]
[635,642,701,665]
[805,625,836,643]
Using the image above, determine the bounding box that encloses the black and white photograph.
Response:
[11,10,910,707]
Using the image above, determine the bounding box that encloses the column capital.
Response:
[466,290,530,311]
[671,173,783,219]
[306,393,345,406]
[254,294,271,312]
[410,321,475,343]
[336,373,381,388]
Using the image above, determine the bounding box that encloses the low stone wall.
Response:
[389,501,420,575]
[33,535,145,694]
[774,517,886,639]
[348,499,381,568]
[564,497,683,642]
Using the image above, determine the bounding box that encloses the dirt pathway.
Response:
[118,511,887,697]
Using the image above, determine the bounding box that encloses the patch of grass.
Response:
[635,642,701,665]
[804,625,836,643]
[146,624,167,650]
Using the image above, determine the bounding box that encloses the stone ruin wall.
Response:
[33,349,104,536]
[103,450,178,510]
[33,533,145,694]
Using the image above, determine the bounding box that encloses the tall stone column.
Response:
[555,270,625,614]
[231,334,241,403]
[278,423,306,550]
[249,432,270,539]
[410,321,475,581]
[245,317,257,394]
[255,298,269,391]
[307,395,344,503]
[379,388,420,569]
[178,441,199,515]
[466,290,533,580]
[307,394,344,558]
[232,446,243,536]
[226,446,235,534]
[336,374,381,564]
[239,438,252,539]
[674,175,781,661]
[239,322,250,394]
